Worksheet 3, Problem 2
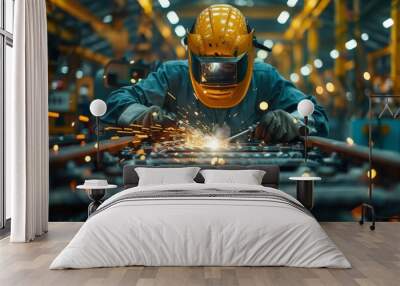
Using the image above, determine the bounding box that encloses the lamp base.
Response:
[359,203,375,231]
[296,180,314,210]
[86,189,106,217]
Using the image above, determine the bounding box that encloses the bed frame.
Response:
[123,165,280,189]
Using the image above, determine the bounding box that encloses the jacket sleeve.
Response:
[267,67,329,137]
[102,62,175,126]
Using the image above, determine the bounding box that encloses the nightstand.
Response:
[289,176,321,210]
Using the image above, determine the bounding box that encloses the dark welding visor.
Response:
[190,53,248,86]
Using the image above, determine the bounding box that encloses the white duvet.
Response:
[50,183,351,269]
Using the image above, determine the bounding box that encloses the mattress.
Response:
[50,183,351,269]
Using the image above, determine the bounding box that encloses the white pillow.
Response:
[200,169,266,185]
[135,167,200,186]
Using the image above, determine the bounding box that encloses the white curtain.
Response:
[7,0,49,242]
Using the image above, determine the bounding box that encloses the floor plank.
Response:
[0,222,398,286]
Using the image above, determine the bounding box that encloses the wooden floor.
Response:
[0,222,399,286]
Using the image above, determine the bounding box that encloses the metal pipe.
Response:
[50,136,134,164]
[227,122,259,142]
[306,136,400,176]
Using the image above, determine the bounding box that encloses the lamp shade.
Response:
[90,99,107,117]
[297,99,314,117]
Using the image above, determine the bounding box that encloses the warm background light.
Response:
[326,82,335,93]
[367,169,377,179]
[346,137,354,146]
[259,101,269,111]
[315,86,324,95]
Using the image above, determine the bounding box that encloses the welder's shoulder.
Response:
[253,62,285,85]
[159,60,189,73]
[253,61,277,75]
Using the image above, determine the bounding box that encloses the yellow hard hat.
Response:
[187,4,256,109]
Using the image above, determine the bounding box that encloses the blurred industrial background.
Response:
[46,0,400,222]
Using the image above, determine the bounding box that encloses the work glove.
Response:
[141,105,176,128]
[255,110,300,143]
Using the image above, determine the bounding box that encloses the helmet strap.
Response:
[252,38,272,52]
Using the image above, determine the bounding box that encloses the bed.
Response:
[50,165,350,269]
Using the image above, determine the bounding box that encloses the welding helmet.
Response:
[186,4,270,109]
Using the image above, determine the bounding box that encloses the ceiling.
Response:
[46,0,393,74]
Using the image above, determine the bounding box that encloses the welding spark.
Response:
[205,137,221,150]
[105,126,123,131]
[136,134,149,139]
[129,124,143,128]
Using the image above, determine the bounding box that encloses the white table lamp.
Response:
[90,99,107,117]
[89,99,107,167]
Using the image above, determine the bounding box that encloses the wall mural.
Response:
[47,1,400,222]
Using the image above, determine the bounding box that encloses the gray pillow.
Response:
[135,167,201,186]
[200,169,266,185]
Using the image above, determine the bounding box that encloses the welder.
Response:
[103,4,329,143]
